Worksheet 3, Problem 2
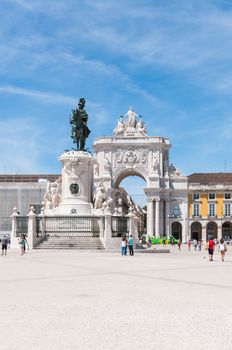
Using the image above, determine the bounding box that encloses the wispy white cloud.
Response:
[0,85,76,105]
[0,117,45,172]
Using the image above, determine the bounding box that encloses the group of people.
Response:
[187,239,202,251]
[121,235,134,256]
[206,237,227,262]
[1,234,29,256]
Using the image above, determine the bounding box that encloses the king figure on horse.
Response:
[70,97,91,151]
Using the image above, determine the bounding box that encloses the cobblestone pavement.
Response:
[1,245,232,350]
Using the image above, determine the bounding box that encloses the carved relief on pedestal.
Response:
[64,159,84,181]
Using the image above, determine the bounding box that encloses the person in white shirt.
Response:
[218,238,227,262]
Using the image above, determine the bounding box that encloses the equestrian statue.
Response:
[70,97,91,151]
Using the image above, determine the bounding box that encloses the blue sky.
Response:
[0,0,232,204]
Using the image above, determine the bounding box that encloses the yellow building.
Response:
[188,173,232,241]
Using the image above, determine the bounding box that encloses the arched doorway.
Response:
[171,222,182,240]
[191,222,202,241]
[206,222,218,240]
[222,222,232,240]
[115,175,147,236]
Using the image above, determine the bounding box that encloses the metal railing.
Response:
[36,217,42,237]
[16,216,28,237]
[44,216,101,237]
[111,216,128,237]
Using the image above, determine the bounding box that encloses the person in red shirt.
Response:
[208,238,215,261]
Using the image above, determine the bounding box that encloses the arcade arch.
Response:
[171,222,182,240]
[222,222,232,239]
[191,222,202,241]
[206,221,218,240]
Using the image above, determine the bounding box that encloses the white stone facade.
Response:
[93,108,188,241]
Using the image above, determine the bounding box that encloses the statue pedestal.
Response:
[53,151,94,215]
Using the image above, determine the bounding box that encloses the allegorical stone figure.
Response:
[70,97,91,151]
[94,183,105,209]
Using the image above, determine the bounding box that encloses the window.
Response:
[225,203,231,217]
[193,203,199,217]
[193,193,200,201]
[208,193,215,200]
[225,193,231,200]
[209,203,215,217]
[173,204,180,217]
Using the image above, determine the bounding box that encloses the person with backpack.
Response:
[1,235,9,256]
[218,238,227,262]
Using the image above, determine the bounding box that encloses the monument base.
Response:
[44,151,94,216]
[46,202,93,216]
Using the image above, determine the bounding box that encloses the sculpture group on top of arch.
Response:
[113,108,147,137]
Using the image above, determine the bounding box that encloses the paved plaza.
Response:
[1,245,232,350]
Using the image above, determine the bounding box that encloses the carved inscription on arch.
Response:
[114,147,148,167]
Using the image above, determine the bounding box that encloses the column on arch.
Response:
[164,199,170,238]
[146,197,155,238]
[155,197,160,237]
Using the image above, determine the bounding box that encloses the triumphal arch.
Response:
[93,108,188,240]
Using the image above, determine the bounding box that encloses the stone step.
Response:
[35,236,105,250]
[36,246,104,249]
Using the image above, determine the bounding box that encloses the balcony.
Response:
[207,214,217,219]
[169,214,182,219]
[192,215,202,219]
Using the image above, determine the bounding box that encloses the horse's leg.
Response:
[76,138,79,151]
[80,138,85,151]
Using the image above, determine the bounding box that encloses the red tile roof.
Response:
[188,173,232,185]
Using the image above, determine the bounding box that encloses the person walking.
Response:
[187,240,191,251]
[177,239,181,251]
[19,234,29,256]
[121,236,127,256]
[1,235,9,256]
[193,239,198,251]
[128,235,134,256]
[207,238,215,261]
[171,238,175,247]
[218,238,227,262]
[198,240,202,251]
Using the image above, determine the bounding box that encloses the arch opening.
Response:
[115,174,147,235]
[206,221,218,240]
[222,222,232,240]
[191,222,202,241]
[171,222,182,240]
